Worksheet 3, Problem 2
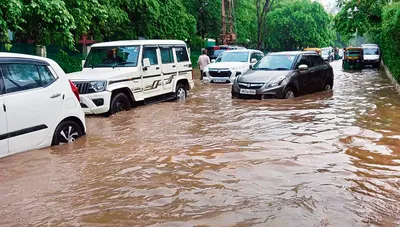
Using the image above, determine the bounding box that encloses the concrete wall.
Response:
[382,61,400,94]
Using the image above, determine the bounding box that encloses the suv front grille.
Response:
[209,70,231,78]
[73,82,90,94]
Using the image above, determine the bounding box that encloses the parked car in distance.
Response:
[321,47,334,62]
[361,44,381,68]
[304,48,322,55]
[68,40,194,116]
[202,49,264,83]
[232,51,334,99]
[0,53,86,159]
[207,45,246,61]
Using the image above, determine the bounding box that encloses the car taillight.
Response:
[69,80,80,102]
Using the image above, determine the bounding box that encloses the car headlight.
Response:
[267,75,286,87]
[89,81,107,93]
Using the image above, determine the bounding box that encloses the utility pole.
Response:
[221,0,236,45]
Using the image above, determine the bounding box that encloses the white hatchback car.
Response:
[0,53,86,158]
[202,49,264,83]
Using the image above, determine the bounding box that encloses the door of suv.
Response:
[1,62,64,153]
[296,55,314,94]
[141,46,162,97]
[159,45,177,93]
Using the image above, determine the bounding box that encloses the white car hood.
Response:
[67,68,136,81]
[364,55,380,60]
[205,62,248,70]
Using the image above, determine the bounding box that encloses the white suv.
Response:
[202,49,264,83]
[0,53,86,158]
[68,40,194,116]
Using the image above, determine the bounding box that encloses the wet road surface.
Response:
[1,61,400,226]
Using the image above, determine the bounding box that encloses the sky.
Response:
[315,0,341,14]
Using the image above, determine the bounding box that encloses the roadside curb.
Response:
[382,62,400,94]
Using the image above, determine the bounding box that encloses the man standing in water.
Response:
[198,49,210,81]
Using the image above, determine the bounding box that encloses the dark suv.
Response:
[232,51,334,99]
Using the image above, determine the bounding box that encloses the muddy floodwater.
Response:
[1,61,400,226]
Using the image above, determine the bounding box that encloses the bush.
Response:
[49,50,83,73]
[381,3,400,81]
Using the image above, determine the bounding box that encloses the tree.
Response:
[183,0,220,39]
[265,0,332,51]
[0,0,24,46]
[235,0,258,47]
[256,0,274,49]
[17,0,76,47]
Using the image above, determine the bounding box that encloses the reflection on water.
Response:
[0,61,400,226]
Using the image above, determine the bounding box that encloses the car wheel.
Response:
[324,83,332,91]
[283,87,296,99]
[109,93,131,115]
[175,84,187,100]
[52,121,83,145]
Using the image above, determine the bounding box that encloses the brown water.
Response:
[1,61,400,226]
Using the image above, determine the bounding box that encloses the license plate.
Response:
[240,89,256,95]
[214,79,226,83]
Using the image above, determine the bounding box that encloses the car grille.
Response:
[73,82,90,94]
[209,70,231,78]
[238,82,264,89]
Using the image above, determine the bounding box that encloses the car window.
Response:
[38,65,56,86]
[1,64,41,94]
[175,46,189,62]
[0,74,4,95]
[160,47,174,64]
[310,56,324,67]
[256,53,264,61]
[250,52,258,61]
[297,55,310,68]
[143,47,159,65]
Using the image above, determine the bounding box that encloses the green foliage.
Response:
[381,2,400,81]
[265,0,333,51]
[235,0,258,47]
[49,50,82,73]
[0,0,24,44]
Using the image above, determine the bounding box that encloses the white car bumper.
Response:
[79,91,112,115]
[202,70,239,84]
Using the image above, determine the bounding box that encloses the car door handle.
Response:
[50,93,61,98]
[156,67,160,70]
[172,65,176,68]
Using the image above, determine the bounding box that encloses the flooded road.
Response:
[1,61,400,226]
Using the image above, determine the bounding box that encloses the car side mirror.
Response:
[298,64,308,70]
[81,60,85,68]
[211,59,216,63]
[143,58,151,69]
[251,58,257,63]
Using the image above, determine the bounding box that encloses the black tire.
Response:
[175,84,187,100]
[109,93,131,115]
[283,87,296,99]
[52,121,83,145]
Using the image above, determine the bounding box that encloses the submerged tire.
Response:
[52,121,83,145]
[109,93,131,115]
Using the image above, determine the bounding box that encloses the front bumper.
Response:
[232,83,285,99]
[79,91,112,115]
[363,59,380,65]
[202,70,241,84]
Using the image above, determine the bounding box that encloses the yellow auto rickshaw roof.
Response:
[345,47,363,51]
[304,48,321,51]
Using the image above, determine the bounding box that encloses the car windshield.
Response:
[252,55,296,70]
[85,46,140,68]
[346,50,362,57]
[363,48,379,55]
[215,52,249,63]
[213,49,226,57]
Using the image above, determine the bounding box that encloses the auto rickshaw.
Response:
[304,48,322,55]
[342,47,364,70]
